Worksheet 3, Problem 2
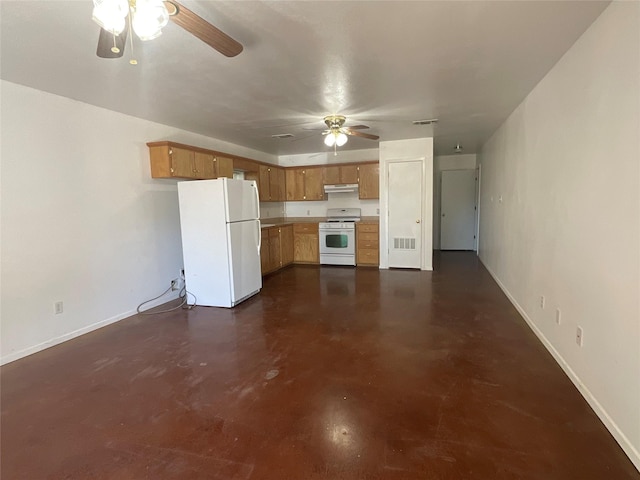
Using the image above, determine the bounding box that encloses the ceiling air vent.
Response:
[412,119,438,125]
[271,133,294,139]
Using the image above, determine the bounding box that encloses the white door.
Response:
[227,219,262,305]
[440,169,477,250]
[388,160,423,268]
[225,179,260,222]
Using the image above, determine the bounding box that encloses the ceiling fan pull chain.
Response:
[111,33,120,54]
[127,9,138,65]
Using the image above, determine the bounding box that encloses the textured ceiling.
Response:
[0,1,609,156]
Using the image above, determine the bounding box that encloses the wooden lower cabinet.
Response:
[280,225,294,266]
[293,223,319,264]
[260,225,295,276]
[356,222,379,266]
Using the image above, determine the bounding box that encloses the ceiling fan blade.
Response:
[346,125,370,130]
[345,129,379,140]
[164,1,243,57]
[96,26,127,58]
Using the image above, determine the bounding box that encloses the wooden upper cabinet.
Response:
[194,152,215,179]
[215,155,234,179]
[149,142,237,180]
[169,147,195,178]
[286,169,305,200]
[258,165,286,202]
[323,166,341,185]
[304,168,324,200]
[358,163,380,199]
[323,165,358,184]
[258,165,271,201]
[269,167,286,202]
[285,168,323,201]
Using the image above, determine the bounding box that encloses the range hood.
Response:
[323,183,359,194]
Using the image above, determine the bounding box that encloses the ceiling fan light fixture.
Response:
[131,0,169,41]
[335,132,348,147]
[92,0,128,34]
[324,133,336,147]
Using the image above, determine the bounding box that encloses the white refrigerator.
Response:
[177,178,262,308]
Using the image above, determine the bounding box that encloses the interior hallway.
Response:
[1,252,638,479]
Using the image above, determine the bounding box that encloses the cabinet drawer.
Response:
[358,223,379,233]
[358,238,379,250]
[358,232,378,243]
[293,223,318,234]
[358,249,379,265]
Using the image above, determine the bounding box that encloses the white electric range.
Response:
[319,208,361,266]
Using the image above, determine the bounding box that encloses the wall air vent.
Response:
[271,133,294,139]
[393,237,416,250]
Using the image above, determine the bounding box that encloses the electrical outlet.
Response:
[376,208,380,214]
[555,308,561,325]
[171,279,179,291]
[54,301,64,315]
[307,209,310,216]
[540,296,545,309]
[576,326,583,346]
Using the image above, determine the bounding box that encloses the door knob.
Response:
[442,213,445,217]
[416,219,420,223]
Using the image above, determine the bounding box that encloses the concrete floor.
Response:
[2,252,638,479]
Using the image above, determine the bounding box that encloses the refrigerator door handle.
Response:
[253,182,260,218]
[257,219,261,251]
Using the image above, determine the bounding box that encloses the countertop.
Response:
[260,217,379,228]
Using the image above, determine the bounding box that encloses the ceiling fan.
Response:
[95,0,243,62]
[322,115,379,154]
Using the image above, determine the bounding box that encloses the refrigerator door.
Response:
[227,219,262,305]
[224,179,260,223]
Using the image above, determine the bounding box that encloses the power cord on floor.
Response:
[137,283,197,315]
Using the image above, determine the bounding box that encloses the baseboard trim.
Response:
[479,257,640,472]
[0,293,179,366]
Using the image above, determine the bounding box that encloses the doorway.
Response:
[440,169,477,251]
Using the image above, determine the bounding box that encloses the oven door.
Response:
[319,227,356,265]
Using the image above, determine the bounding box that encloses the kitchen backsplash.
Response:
[260,194,379,219]
[285,192,379,217]
[259,202,286,219]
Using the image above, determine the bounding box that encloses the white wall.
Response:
[0,80,276,364]
[433,154,477,249]
[478,2,639,470]
[379,138,433,270]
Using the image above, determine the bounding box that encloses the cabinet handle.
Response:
[303,195,306,200]
[169,149,173,155]
[170,168,174,173]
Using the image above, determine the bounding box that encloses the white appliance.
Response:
[177,178,262,308]
[319,208,361,266]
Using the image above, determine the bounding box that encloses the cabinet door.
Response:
[258,165,271,201]
[170,147,195,178]
[358,163,380,199]
[269,227,281,270]
[280,225,294,266]
[286,168,305,200]
[304,168,324,200]
[260,229,270,275]
[268,167,285,202]
[293,224,319,263]
[275,168,287,201]
[323,166,340,184]
[194,152,215,179]
[340,165,359,184]
[215,155,234,179]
